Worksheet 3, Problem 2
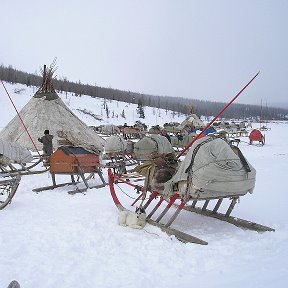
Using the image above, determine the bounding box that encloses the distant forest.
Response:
[1,64,287,120]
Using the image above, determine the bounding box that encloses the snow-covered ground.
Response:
[1,82,288,288]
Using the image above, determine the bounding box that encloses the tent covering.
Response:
[0,96,105,154]
[177,113,205,130]
[0,64,105,154]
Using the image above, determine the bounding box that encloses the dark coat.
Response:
[38,134,54,156]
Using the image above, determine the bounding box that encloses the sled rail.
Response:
[108,168,208,245]
[182,204,275,232]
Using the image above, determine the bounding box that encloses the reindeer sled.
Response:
[108,136,274,245]
[249,129,265,146]
[103,135,137,175]
[33,146,106,194]
[0,139,47,176]
[108,72,274,245]
[0,140,30,209]
[0,173,21,210]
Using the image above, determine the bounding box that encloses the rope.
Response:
[143,229,159,237]
[115,182,149,200]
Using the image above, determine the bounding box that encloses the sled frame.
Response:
[33,166,106,194]
[0,157,48,176]
[0,174,21,210]
[108,169,274,245]
[105,152,137,176]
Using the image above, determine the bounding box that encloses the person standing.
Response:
[38,129,54,158]
[161,130,171,143]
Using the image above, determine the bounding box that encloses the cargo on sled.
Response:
[108,135,274,245]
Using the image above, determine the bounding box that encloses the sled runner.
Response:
[0,173,21,210]
[0,157,49,176]
[108,168,208,245]
[108,136,274,245]
[33,146,106,194]
[0,139,48,176]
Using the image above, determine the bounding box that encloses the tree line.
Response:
[1,63,287,120]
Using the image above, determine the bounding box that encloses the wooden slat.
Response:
[202,200,210,211]
[212,198,223,213]
[147,219,208,245]
[182,205,275,232]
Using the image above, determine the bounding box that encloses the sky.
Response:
[1,82,288,288]
[1,0,288,106]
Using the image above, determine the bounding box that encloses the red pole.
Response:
[1,79,42,159]
[177,71,260,158]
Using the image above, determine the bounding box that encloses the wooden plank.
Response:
[67,183,107,194]
[147,219,208,245]
[182,205,275,232]
[32,181,78,192]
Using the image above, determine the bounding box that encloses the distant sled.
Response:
[249,129,265,146]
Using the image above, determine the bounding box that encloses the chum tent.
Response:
[0,64,105,154]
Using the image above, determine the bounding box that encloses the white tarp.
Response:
[163,136,256,199]
[134,134,175,161]
[0,139,33,164]
[104,135,127,154]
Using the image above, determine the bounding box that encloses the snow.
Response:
[1,82,288,288]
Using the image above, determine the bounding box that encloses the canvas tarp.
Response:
[134,134,174,161]
[104,135,127,154]
[170,134,194,148]
[163,136,256,199]
[0,139,33,164]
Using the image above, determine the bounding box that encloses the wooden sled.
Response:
[108,168,274,245]
[0,157,49,176]
[104,152,138,175]
[33,146,107,194]
[0,174,21,210]
[33,169,106,194]
[249,129,265,146]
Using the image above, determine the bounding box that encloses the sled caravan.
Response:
[1,67,274,245]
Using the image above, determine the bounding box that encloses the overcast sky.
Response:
[1,0,287,106]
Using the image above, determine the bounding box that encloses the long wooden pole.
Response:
[177,71,260,158]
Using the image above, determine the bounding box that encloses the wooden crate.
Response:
[50,146,100,174]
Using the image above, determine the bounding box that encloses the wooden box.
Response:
[49,146,100,174]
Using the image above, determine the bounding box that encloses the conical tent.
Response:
[0,64,105,154]
[177,114,205,130]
